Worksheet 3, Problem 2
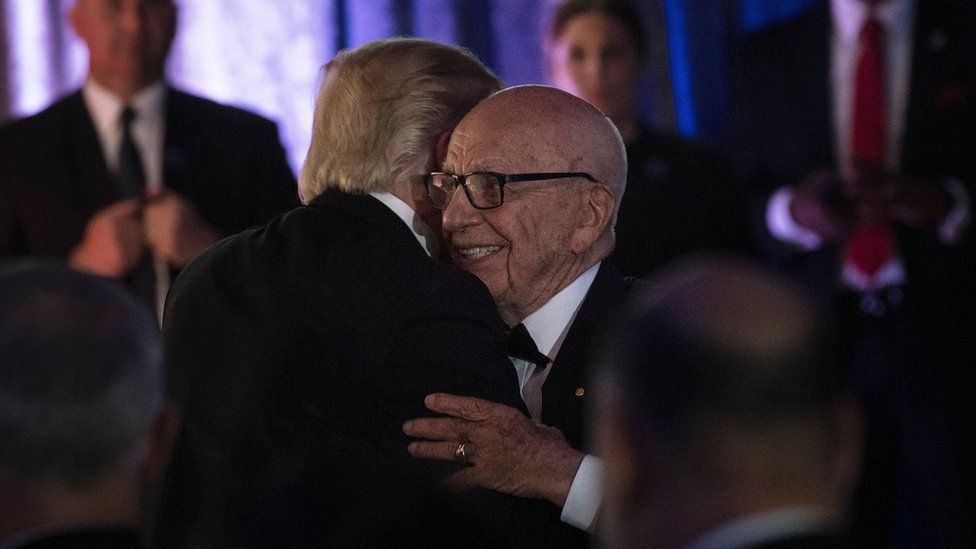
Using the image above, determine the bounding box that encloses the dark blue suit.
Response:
[728,2,976,546]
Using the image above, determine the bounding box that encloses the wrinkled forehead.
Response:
[446,110,586,174]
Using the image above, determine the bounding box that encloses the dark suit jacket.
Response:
[609,125,754,278]
[746,532,851,549]
[0,86,299,264]
[728,2,976,547]
[155,189,530,548]
[520,261,638,549]
[6,528,143,549]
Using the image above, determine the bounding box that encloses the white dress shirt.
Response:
[369,192,439,258]
[766,0,969,290]
[516,263,603,532]
[83,78,166,193]
[82,78,170,320]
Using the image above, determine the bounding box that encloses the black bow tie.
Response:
[507,323,550,368]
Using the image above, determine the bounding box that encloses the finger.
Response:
[145,187,168,202]
[402,417,470,440]
[407,440,469,463]
[424,393,507,421]
[143,203,181,235]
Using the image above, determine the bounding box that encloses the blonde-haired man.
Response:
[156,38,527,547]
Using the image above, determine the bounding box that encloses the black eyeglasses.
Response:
[423,171,596,210]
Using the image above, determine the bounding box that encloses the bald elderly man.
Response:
[404,85,640,548]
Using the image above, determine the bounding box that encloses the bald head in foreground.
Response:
[405,85,637,547]
[595,257,864,549]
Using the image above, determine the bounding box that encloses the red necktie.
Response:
[845,17,894,280]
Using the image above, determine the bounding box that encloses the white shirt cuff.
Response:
[560,454,603,533]
[939,178,971,245]
[766,186,823,250]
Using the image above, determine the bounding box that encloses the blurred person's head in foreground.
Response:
[594,256,864,549]
[0,262,174,545]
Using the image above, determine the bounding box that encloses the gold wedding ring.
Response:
[454,441,470,466]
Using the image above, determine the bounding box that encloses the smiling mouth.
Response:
[455,246,501,260]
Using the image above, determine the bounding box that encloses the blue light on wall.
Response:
[662,0,697,136]
[739,0,820,33]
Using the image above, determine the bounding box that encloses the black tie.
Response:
[117,106,156,312]
[117,107,146,197]
[507,323,550,368]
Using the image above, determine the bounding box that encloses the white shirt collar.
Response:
[831,0,913,43]
[82,79,167,190]
[83,78,167,144]
[522,262,600,361]
[687,506,837,549]
[369,191,440,258]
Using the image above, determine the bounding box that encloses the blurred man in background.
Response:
[729,0,976,544]
[0,0,298,319]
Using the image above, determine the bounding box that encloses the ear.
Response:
[164,1,180,49]
[570,182,615,255]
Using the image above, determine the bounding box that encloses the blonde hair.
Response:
[299,38,503,203]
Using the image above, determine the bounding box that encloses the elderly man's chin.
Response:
[451,246,506,291]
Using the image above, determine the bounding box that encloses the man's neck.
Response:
[87,74,164,104]
[504,241,609,326]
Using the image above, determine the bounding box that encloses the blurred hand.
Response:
[883,176,951,228]
[69,197,147,278]
[403,393,584,508]
[143,189,219,267]
[789,169,855,242]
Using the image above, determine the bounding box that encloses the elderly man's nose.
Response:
[442,186,479,231]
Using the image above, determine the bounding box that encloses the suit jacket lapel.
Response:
[541,261,630,448]
[62,91,118,213]
[163,88,199,197]
[796,5,836,173]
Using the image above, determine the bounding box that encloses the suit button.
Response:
[575,387,585,397]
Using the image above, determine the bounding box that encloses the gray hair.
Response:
[0,262,163,485]
[298,37,503,202]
